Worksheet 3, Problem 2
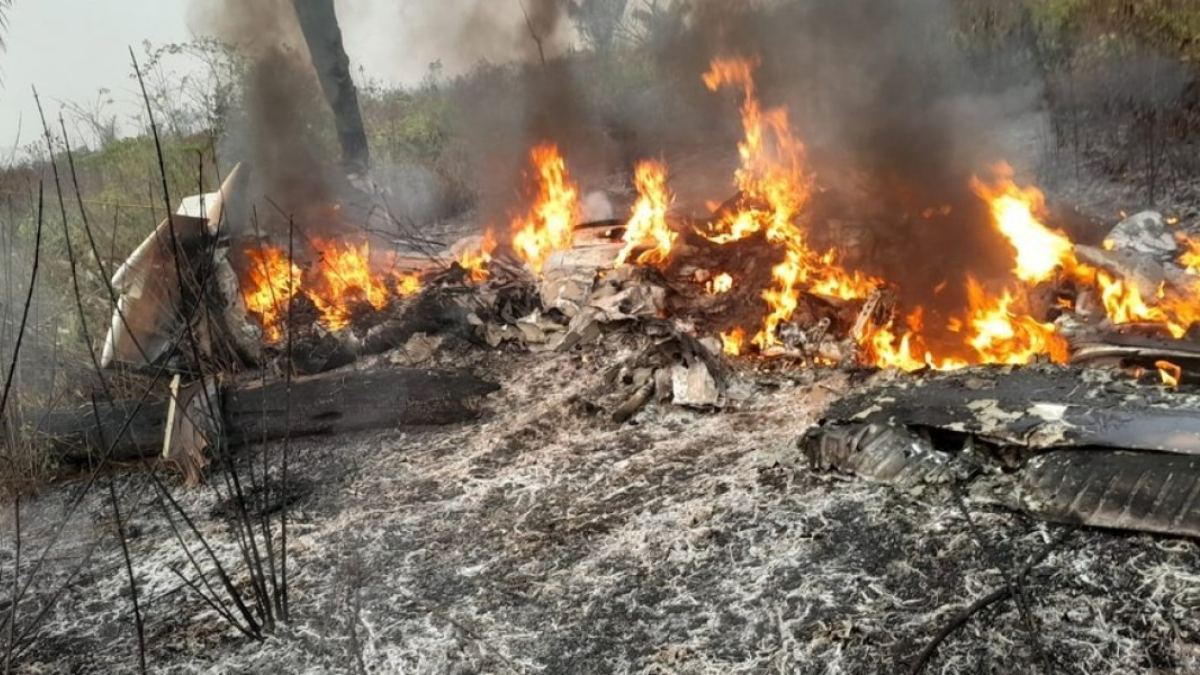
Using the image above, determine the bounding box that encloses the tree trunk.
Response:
[292,0,371,175]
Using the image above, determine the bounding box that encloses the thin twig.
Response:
[91,395,146,674]
[907,528,1074,675]
[32,88,110,400]
[517,0,547,66]
[280,216,294,621]
[952,489,1053,674]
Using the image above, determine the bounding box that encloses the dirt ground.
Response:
[4,333,1199,675]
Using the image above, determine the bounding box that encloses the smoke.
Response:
[187,0,588,234]
[769,0,1043,346]
[607,0,1047,349]
[188,0,349,238]
[186,0,1049,340]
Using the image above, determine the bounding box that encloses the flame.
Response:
[511,143,580,274]
[706,272,734,295]
[617,159,676,266]
[857,306,969,372]
[241,238,425,340]
[393,272,422,296]
[1087,270,1200,339]
[970,164,1076,283]
[1095,271,1165,326]
[963,278,1069,366]
[243,246,302,342]
[460,229,498,283]
[1179,233,1200,275]
[858,279,1068,372]
[720,328,746,356]
[702,56,876,348]
[860,319,936,371]
[1156,360,1182,388]
[304,240,393,332]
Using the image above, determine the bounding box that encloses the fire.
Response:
[963,278,1068,366]
[1156,360,1182,388]
[241,238,426,340]
[972,165,1199,340]
[860,319,934,372]
[393,272,422,296]
[857,306,969,372]
[305,240,393,332]
[706,272,734,295]
[1087,270,1198,339]
[243,246,302,342]
[459,229,497,282]
[970,164,1076,283]
[1179,233,1200,275]
[617,160,676,266]
[511,143,580,274]
[1094,271,1165,326]
[720,328,746,356]
[701,56,876,348]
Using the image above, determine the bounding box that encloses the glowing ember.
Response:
[511,143,580,274]
[1156,360,1182,388]
[617,159,676,267]
[970,164,1076,283]
[720,328,746,356]
[459,229,498,283]
[242,246,302,343]
[706,272,734,295]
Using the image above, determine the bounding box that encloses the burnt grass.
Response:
[4,341,1200,674]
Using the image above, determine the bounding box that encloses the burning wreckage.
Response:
[58,56,1200,545]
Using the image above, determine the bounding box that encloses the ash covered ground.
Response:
[5,336,1200,674]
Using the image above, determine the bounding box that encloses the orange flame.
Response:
[971,165,1199,339]
[720,328,746,356]
[617,159,676,266]
[511,143,580,274]
[702,56,876,349]
[858,305,970,372]
[460,229,498,283]
[970,164,1076,283]
[243,246,302,343]
[963,278,1069,366]
[242,239,425,340]
[1156,360,1182,388]
[1179,233,1200,275]
[304,240,393,332]
[393,271,423,297]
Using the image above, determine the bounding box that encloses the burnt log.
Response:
[34,366,499,467]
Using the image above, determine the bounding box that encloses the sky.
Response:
[0,0,198,157]
[0,0,552,161]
